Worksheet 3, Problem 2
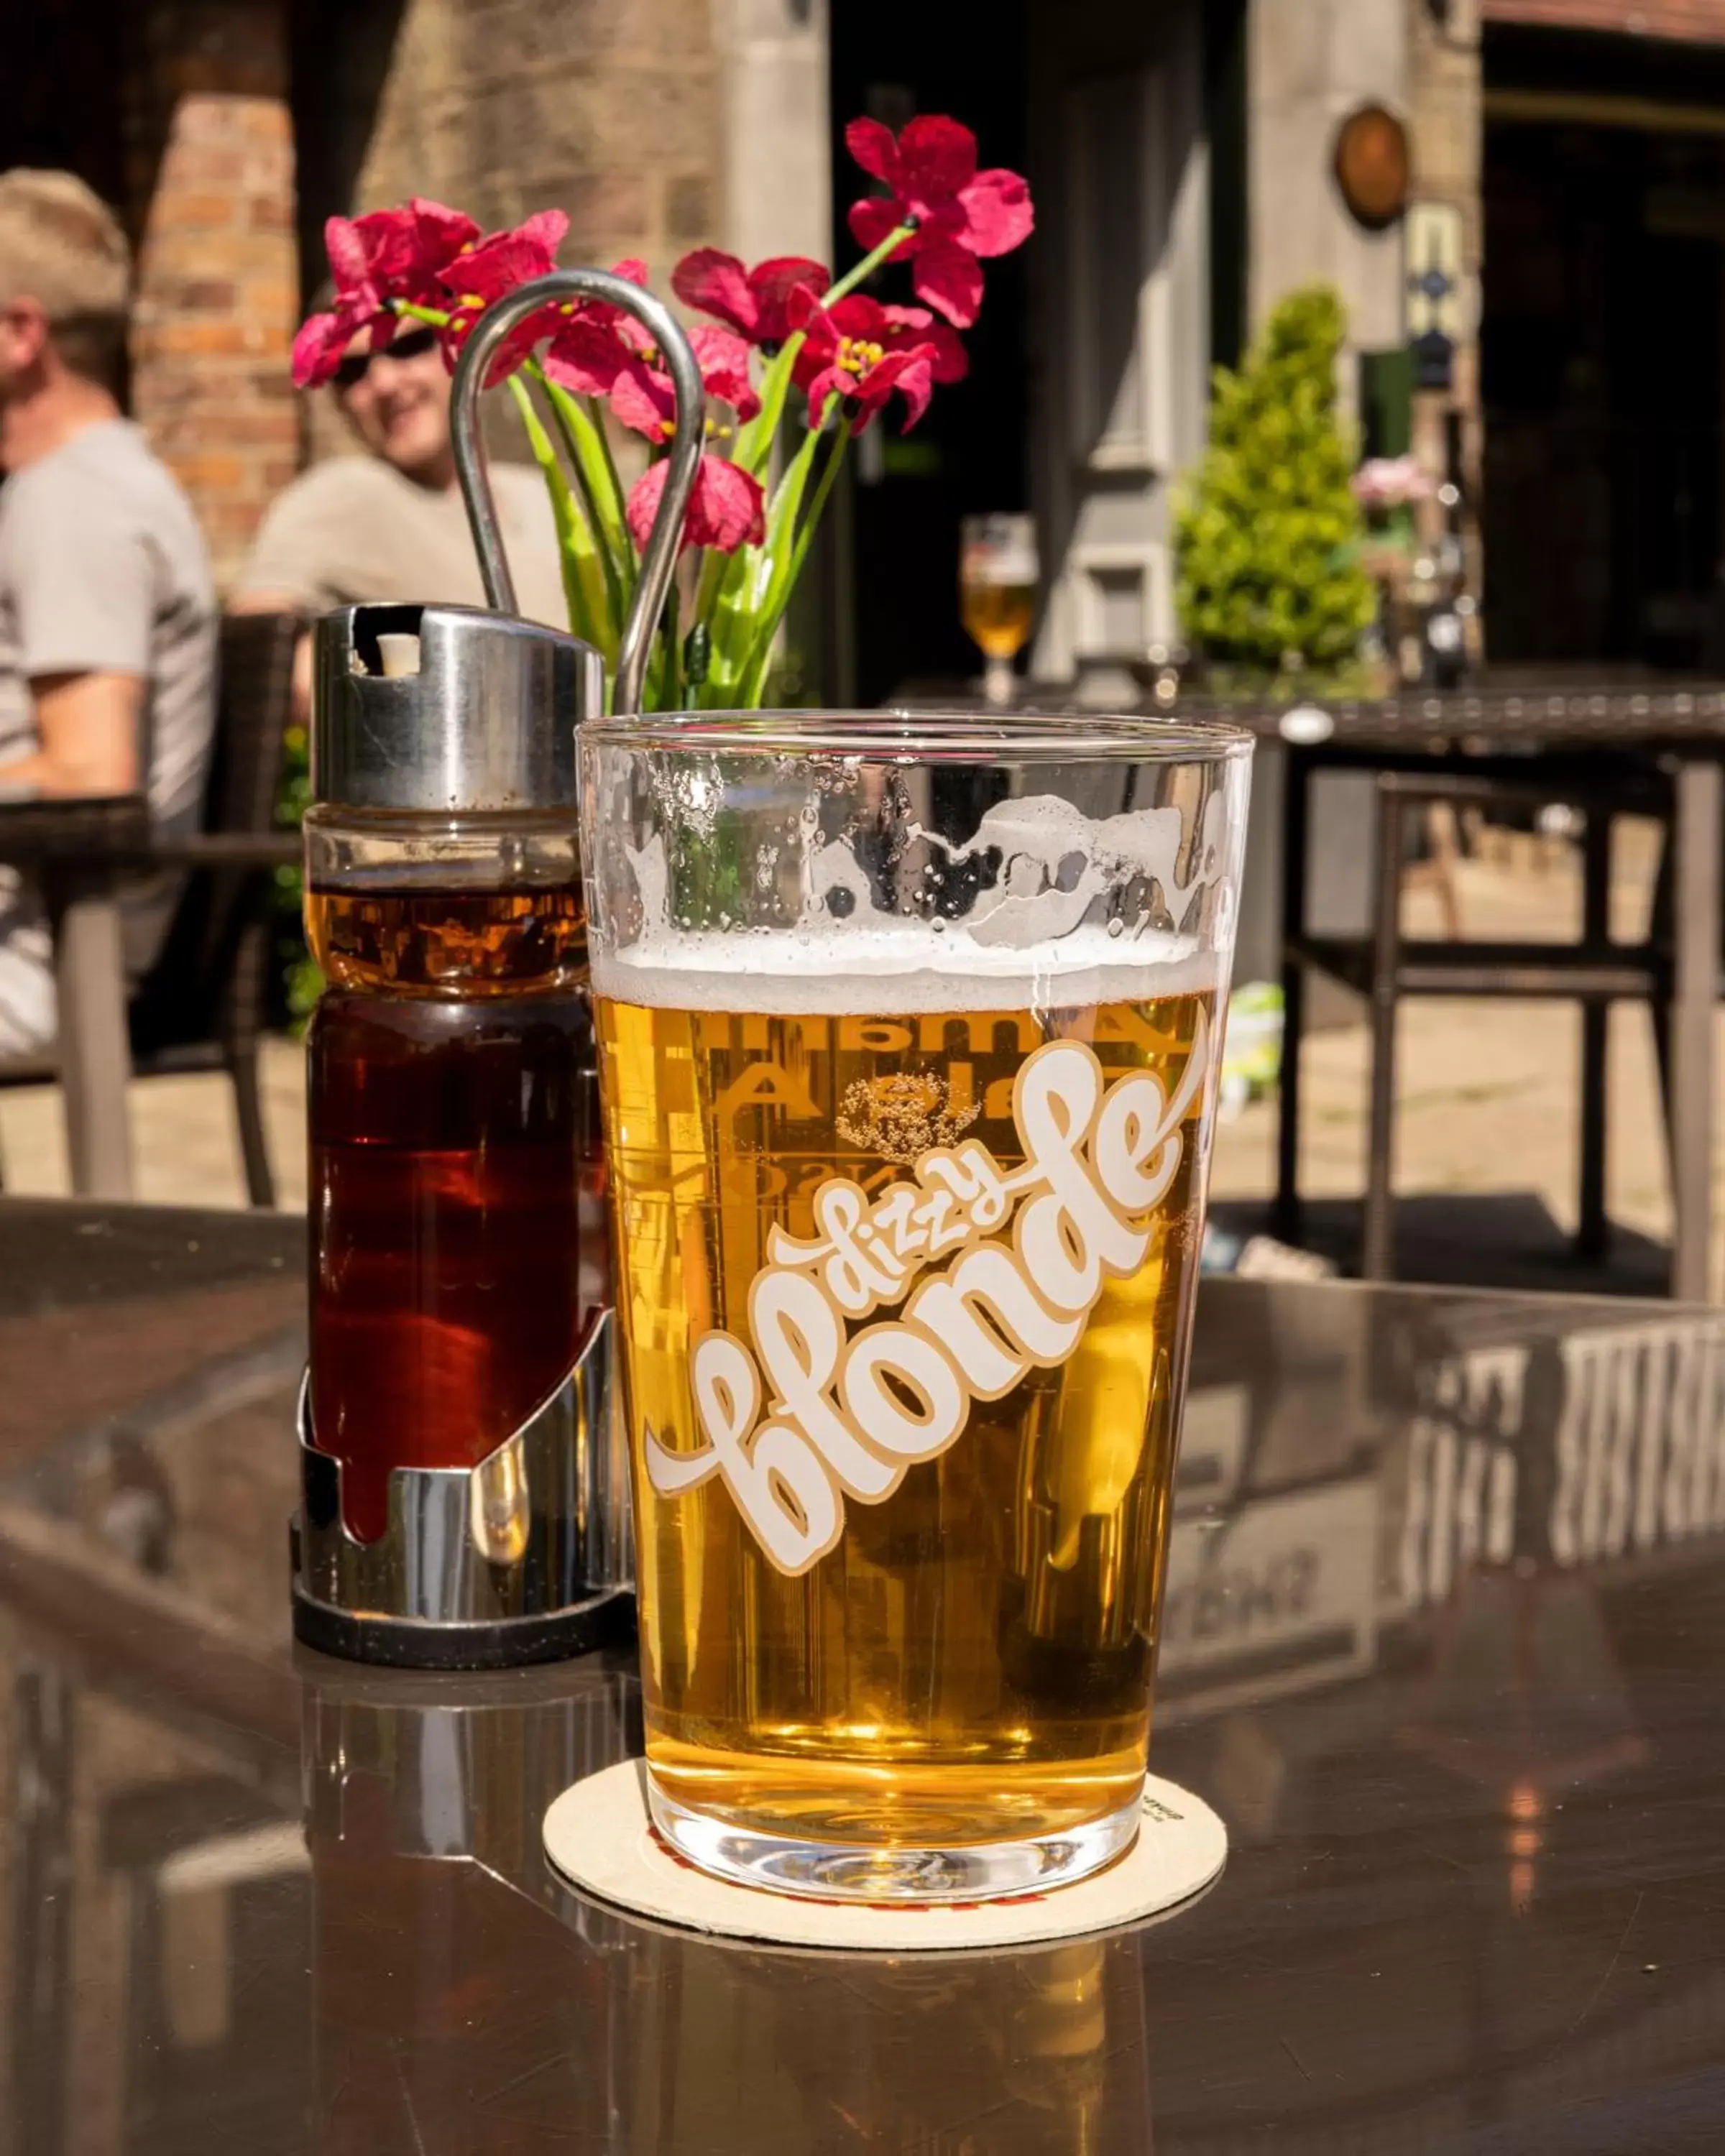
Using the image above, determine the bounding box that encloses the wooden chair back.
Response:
[129,612,300,1056]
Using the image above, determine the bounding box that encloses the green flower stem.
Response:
[507,373,604,645]
[535,371,629,646]
[686,546,712,624]
[534,374,632,561]
[540,374,637,604]
[592,415,635,583]
[693,464,799,690]
[695,219,916,696]
[682,620,712,709]
[655,577,681,711]
[737,407,850,704]
[749,417,827,617]
[692,550,742,676]
[730,223,912,482]
[786,407,850,584]
[822,221,915,308]
[734,333,805,479]
[702,418,824,699]
[392,300,452,328]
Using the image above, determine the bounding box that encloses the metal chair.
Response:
[1275,764,1675,1281]
[0,611,303,1206]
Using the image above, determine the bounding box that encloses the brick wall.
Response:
[1481,0,1725,41]
[126,1,299,589]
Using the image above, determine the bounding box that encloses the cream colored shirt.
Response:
[238,455,567,629]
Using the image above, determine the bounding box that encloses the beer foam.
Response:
[590,919,1220,1015]
[591,792,1235,1013]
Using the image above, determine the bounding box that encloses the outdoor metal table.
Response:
[2,1192,1722,2150]
[0,792,150,1199]
[1200,681,1725,1303]
[891,676,1725,1299]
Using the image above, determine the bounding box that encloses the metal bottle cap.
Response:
[311,602,604,813]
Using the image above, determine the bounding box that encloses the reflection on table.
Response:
[4,1199,1725,2150]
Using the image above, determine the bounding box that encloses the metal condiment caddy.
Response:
[290,272,702,1667]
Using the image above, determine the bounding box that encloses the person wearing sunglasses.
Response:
[231,308,565,716]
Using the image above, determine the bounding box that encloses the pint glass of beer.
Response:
[580,712,1251,1900]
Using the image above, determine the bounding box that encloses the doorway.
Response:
[824,0,1030,706]
[1481,30,1725,671]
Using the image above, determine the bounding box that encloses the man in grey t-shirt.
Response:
[0,170,216,1056]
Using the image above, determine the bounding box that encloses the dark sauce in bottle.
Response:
[305,885,604,1543]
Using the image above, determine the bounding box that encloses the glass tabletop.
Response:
[1,1195,1720,2152]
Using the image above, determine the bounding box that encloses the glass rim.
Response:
[579,706,1253,764]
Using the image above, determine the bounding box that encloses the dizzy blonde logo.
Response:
[836,1069,980,1164]
[644,1013,1209,1575]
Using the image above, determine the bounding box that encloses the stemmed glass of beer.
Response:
[580,711,1251,1901]
[960,512,1039,707]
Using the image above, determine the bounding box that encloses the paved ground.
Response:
[2,819,1713,1290]
[0,1033,311,1212]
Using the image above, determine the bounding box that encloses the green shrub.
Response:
[274,719,322,1030]
[1174,285,1376,688]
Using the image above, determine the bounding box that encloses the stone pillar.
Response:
[1247,0,1409,428]
[1407,0,1482,627]
[1243,0,1412,971]
[348,0,724,270]
[717,0,830,267]
[127,1,299,590]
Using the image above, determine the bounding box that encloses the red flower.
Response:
[542,260,758,443]
[845,115,1033,328]
[609,327,759,444]
[880,302,967,386]
[437,210,569,382]
[788,291,954,433]
[536,259,651,397]
[355,198,482,293]
[293,306,364,392]
[568,257,653,348]
[540,318,631,400]
[293,198,479,387]
[627,453,765,556]
[671,249,831,347]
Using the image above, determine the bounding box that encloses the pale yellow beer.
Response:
[596,953,1213,1855]
[961,512,1039,706]
[961,579,1037,661]
[580,705,1251,1897]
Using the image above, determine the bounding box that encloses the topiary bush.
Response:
[1174,284,1376,692]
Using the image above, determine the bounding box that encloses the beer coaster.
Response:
[543,1761,1226,1952]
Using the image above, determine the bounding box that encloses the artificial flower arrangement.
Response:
[294,117,1034,710]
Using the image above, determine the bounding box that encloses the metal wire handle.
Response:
[449,269,704,716]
